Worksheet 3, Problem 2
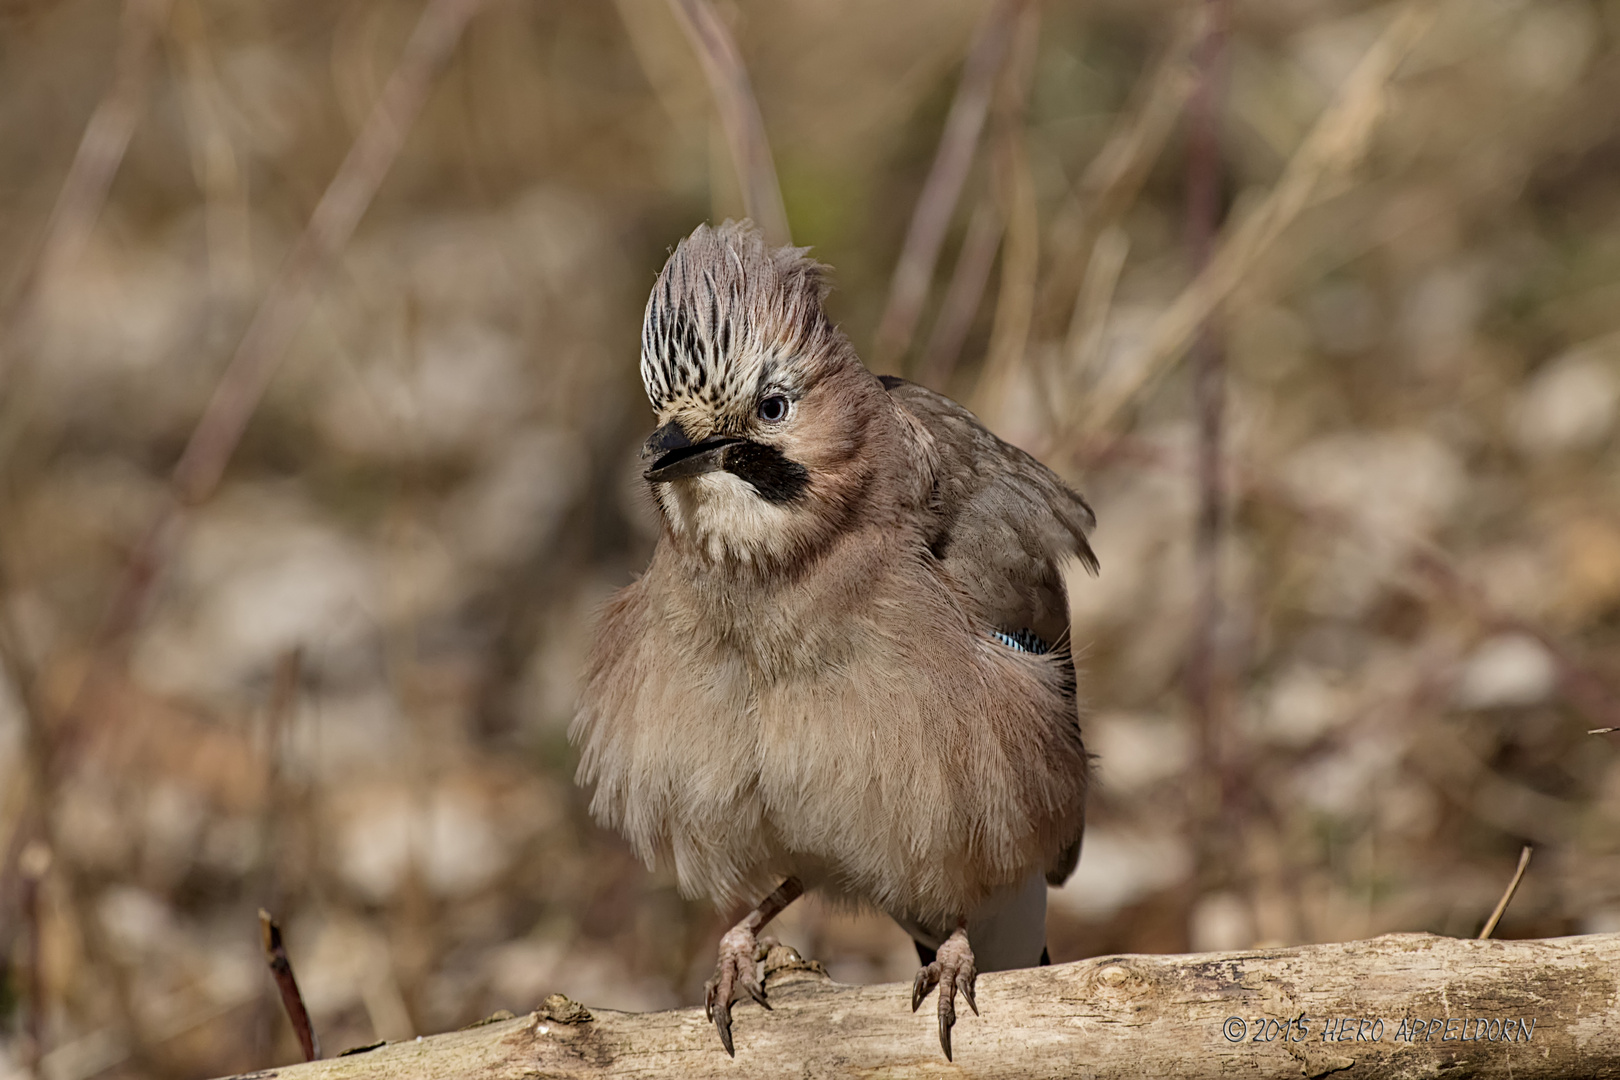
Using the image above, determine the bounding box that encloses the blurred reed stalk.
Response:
[0,0,484,1057]
[253,648,305,1064]
[916,196,1002,390]
[169,0,254,304]
[1078,1,1439,437]
[51,0,485,747]
[1039,12,1201,341]
[0,0,173,392]
[171,0,486,506]
[970,3,1042,427]
[1035,13,1201,450]
[666,0,791,247]
[875,0,1026,371]
[18,840,51,1073]
[1184,0,1234,884]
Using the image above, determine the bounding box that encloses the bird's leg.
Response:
[704,877,803,1056]
[910,919,978,1061]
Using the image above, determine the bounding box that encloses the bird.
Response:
[571,220,1096,1060]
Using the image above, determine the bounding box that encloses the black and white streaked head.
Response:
[638,221,897,567]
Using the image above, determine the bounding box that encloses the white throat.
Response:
[657,472,797,565]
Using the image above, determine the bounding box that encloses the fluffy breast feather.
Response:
[573,533,1089,928]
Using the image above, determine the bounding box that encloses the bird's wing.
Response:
[881,376,1094,886]
[880,376,1097,649]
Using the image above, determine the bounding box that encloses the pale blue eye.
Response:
[758,395,789,422]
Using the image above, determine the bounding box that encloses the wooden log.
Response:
[224,932,1620,1079]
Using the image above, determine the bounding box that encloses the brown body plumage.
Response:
[571,221,1095,1056]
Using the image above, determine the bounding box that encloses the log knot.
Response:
[538,993,593,1024]
[1077,957,1153,1002]
[763,943,830,984]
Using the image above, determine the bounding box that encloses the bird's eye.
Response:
[758,395,789,422]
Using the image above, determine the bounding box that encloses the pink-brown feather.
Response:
[573,220,1091,933]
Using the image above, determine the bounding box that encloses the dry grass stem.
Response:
[1185,0,1234,889]
[873,0,1025,367]
[172,0,485,505]
[1063,224,1130,387]
[0,0,173,387]
[168,0,252,297]
[2,2,1617,1071]
[1478,846,1534,940]
[665,0,791,247]
[18,840,51,1071]
[1037,11,1201,336]
[916,196,1003,390]
[970,4,1041,427]
[3,0,483,995]
[1079,1,1438,435]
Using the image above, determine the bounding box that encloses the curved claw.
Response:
[910,927,977,1061]
[714,1005,735,1057]
[705,924,768,1056]
[703,971,733,1055]
[911,965,937,1012]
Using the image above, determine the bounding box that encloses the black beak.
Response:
[643,421,741,483]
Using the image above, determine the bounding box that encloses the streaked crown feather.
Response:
[640,221,836,415]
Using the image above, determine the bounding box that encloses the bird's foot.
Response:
[911,924,977,1060]
[704,923,770,1056]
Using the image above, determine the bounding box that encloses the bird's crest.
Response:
[640,221,834,417]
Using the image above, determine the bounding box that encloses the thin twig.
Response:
[916,196,1003,390]
[259,910,321,1061]
[873,0,1024,368]
[1479,846,1534,940]
[665,0,790,246]
[1078,1,1437,435]
[0,0,174,389]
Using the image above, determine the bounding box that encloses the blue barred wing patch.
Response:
[991,628,1051,655]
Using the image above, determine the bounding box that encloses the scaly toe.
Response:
[926,927,978,1061]
[707,924,768,1056]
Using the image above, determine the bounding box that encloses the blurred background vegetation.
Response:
[1,0,1619,1075]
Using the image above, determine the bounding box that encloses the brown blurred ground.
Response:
[1,0,1618,1076]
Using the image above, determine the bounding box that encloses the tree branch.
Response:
[216,933,1620,1078]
